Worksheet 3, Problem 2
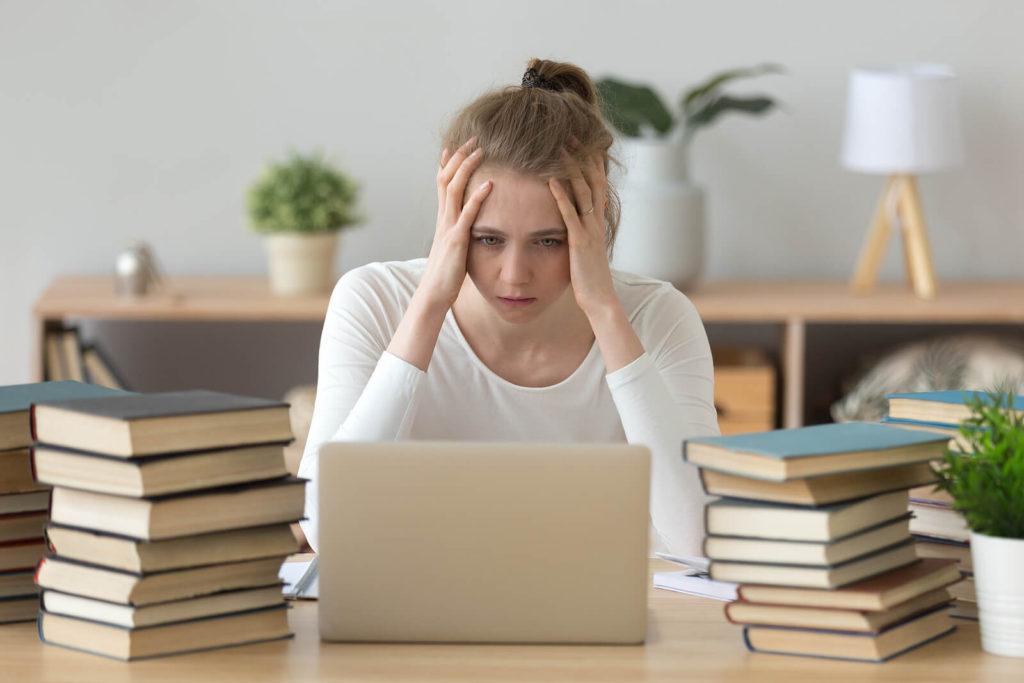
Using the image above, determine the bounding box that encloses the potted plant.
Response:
[935,391,1024,657]
[596,64,782,290]
[247,151,362,296]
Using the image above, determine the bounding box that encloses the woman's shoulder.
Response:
[611,268,700,323]
[324,258,426,334]
[331,258,426,303]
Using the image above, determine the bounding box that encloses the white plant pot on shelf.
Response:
[264,232,338,296]
[611,138,705,291]
[971,530,1024,657]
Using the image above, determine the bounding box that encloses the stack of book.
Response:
[881,390,1024,618]
[684,421,964,662]
[30,389,305,660]
[0,381,127,623]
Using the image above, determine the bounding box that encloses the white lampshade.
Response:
[841,64,964,174]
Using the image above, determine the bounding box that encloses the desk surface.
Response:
[1,560,1013,682]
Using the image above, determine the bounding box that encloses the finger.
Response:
[578,153,608,214]
[445,146,485,221]
[437,136,477,190]
[453,180,493,233]
[436,137,477,213]
[440,147,450,169]
[560,147,594,217]
[548,178,583,240]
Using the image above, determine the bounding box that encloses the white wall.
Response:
[2,0,1023,391]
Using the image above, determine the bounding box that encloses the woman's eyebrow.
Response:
[471,227,567,237]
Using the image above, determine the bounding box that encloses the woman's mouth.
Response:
[498,296,536,307]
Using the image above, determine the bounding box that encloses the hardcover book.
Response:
[48,477,306,541]
[32,442,290,497]
[45,523,300,573]
[887,390,1024,424]
[736,558,962,610]
[709,540,918,589]
[742,604,954,662]
[0,381,129,451]
[699,461,936,506]
[37,603,292,660]
[31,389,292,457]
[704,491,910,542]
[35,555,289,606]
[683,422,948,481]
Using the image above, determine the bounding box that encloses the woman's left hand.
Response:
[548,142,619,319]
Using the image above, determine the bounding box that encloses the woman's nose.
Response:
[500,248,531,284]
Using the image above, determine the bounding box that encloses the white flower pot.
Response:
[970,530,1024,657]
[611,138,704,291]
[264,232,339,296]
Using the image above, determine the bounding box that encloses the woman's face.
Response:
[464,166,572,323]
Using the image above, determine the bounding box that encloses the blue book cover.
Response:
[880,416,964,430]
[683,422,948,460]
[886,390,1024,406]
[0,381,131,415]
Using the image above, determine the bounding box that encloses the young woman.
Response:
[298,58,720,557]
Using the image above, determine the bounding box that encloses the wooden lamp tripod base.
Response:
[849,174,938,299]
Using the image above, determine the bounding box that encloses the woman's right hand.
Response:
[419,136,493,311]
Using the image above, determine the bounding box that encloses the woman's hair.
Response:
[441,57,623,258]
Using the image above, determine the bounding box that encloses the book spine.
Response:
[723,601,740,625]
[29,446,38,485]
[741,626,754,653]
[33,556,46,587]
[29,404,38,442]
[697,467,710,496]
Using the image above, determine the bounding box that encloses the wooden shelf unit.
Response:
[33,276,1024,427]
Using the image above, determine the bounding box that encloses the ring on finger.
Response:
[580,205,595,216]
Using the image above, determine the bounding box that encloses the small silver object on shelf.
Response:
[114,241,163,297]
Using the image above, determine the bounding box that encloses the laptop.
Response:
[316,441,651,644]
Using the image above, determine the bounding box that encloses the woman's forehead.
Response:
[470,167,564,232]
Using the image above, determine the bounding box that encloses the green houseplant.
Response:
[593,64,782,291]
[596,63,783,156]
[247,151,362,295]
[935,391,1024,657]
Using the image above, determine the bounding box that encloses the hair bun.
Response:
[523,58,597,106]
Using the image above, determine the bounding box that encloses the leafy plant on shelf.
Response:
[247,151,362,234]
[596,63,783,145]
[934,391,1024,539]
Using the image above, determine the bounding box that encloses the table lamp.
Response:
[841,64,964,299]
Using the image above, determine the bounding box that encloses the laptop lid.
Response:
[317,441,650,644]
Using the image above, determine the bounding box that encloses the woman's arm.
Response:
[599,290,720,558]
[300,139,492,551]
[297,269,449,551]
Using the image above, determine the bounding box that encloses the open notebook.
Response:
[279,556,319,599]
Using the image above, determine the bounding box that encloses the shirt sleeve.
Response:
[297,268,426,552]
[604,288,720,558]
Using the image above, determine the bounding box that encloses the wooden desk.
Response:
[33,276,1024,428]
[0,560,1012,681]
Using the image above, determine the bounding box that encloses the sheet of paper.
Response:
[654,552,710,573]
[653,570,737,602]
[279,557,319,599]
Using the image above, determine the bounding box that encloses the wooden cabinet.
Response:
[32,277,1024,428]
[713,347,775,435]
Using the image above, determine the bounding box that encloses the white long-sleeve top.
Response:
[297,258,720,556]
